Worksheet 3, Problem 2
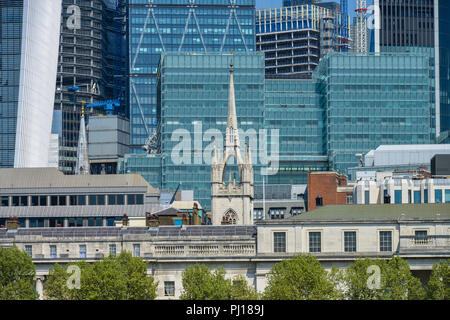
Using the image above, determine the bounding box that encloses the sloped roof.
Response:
[0,168,159,194]
[286,204,450,221]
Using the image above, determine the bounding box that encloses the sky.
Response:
[255,0,370,18]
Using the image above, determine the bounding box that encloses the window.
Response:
[108,195,116,205]
[127,194,143,205]
[164,281,175,296]
[222,210,237,225]
[253,208,264,220]
[346,194,353,204]
[51,196,58,206]
[344,231,357,252]
[408,190,412,203]
[12,196,19,207]
[269,208,285,220]
[40,196,47,206]
[435,190,442,203]
[19,196,28,207]
[59,196,66,206]
[31,196,39,206]
[413,191,421,204]
[25,245,32,257]
[133,244,141,257]
[1,196,8,207]
[273,232,286,253]
[379,231,392,252]
[109,244,117,256]
[70,195,85,206]
[89,195,105,206]
[316,195,323,207]
[394,190,402,204]
[309,232,321,253]
[446,190,450,203]
[290,207,303,216]
[50,245,57,259]
[78,195,86,206]
[424,190,428,203]
[364,191,370,204]
[79,245,87,259]
[414,230,428,245]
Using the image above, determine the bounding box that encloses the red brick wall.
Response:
[307,172,348,211]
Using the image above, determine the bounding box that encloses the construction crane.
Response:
[355,0,368,53]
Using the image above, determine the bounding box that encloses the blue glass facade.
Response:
[157,52,265,209]
[121,52,433,208]
[264,79,328,184]
[128,0,256,151]
[438,0,450,133]
[0,0,23,167]
[315,53,433,176]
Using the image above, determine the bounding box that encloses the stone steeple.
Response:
[211,59,254,226]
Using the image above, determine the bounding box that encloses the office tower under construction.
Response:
[54,0,127,174]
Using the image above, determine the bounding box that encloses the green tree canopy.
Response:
[0,245,37,300]
[426,259,449,300]
[180,264,258,300]
[263,254,341,300]
[44,252,157,300]
[343,257,425,300]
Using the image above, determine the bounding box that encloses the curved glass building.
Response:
[0,0,62,168]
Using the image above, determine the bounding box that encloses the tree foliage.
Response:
[44,252,157,300]
[342,257,425,300]
[263,254,341,300]
[0,245,37,300]
[180,264,259,300]
[426,260,449,300]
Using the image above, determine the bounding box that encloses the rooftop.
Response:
[0,225,257,239]
[0,168,158,194]
[257,204,450,223]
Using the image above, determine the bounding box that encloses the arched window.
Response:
[221,210,237,225]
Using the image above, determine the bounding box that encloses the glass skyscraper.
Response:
[264,79,328,184]
[121,51,433,208]
[315,53,433,176]
[0,0,62,168]
[54,0,127,174]
[128,0,256,152]
[374,0,450,140]
[437,0,450,136]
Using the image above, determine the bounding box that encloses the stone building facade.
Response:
[1,204,448,299]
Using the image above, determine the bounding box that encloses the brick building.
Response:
[307,172,353,211]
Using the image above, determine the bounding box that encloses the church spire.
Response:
[224,58,242,165]
[226,59,238,132]
[75,101,89,175]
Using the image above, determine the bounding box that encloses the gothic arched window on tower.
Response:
[221,210,237,225]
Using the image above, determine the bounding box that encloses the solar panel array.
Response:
[0,226,257,239]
